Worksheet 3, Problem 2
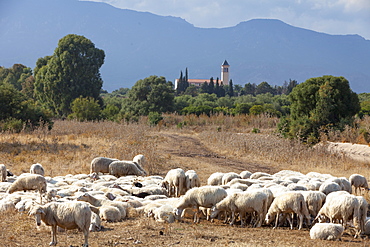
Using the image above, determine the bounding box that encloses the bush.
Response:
[148,112,163,126]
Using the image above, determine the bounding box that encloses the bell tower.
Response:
[221,60,229,85]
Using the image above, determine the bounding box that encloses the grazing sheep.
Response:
[89,212,102,232]
[90,157,119,174]
[109,160,146,177]
[211,190,268,227]
[0,164,7,182]
[239,170,252,179]
[30,163,45,176]
[207,172,224,186]
[7,174,47,203]
[319,181,341,195]
[310,223,344,240]
[315,193,360,236]
[356,196,368,237]
[185,170,201,191]
[29,201,99,247]
[222,172,241,185]
[162,168,186,197]
[175,186,228,223]
[349,174,369,195]
[265,192,310,230]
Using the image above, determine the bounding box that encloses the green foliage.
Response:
[249,105,264,115]
[34,34,105,117]
[0,64,33,91]
[121,75,174,119]
[101,103,120,121]
[68,96,101,121]
[148,112,163,126]
[281,75,360,143]
[233,103,251,115]
[181,105,213,116]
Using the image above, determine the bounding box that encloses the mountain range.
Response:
[1,0,370,93]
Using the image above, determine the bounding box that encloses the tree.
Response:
[255,81,276,95]
[34,34,105,117]
[243,83,256,95]
[121,75,174,118]
[68,96,101,121]
[227,79,234,97]
[280,75,360,143]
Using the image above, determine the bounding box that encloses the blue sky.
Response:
[85,0,370,40]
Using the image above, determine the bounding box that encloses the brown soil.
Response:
[1,130,369,247]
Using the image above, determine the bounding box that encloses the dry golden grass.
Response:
[1,114,370,246]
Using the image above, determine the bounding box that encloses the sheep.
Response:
[99,205,122,222]
[211,190,268,227]
[300,191,326,218]
[222,172,241,185]
[310,223,344,240]
[7,174,47,203]
[76,192,127,220]
[89,212,102,232]
[185,170,201,191]
[265,192,310,230]
[149,204,175,223]
[162,168,186,197]
[356,196,368,237]
[90,157,119,174]
[174,186,227,223]
[30,163,45,176]
[349,174,369,195]
[109,160,146,178]
[29,201,99,247]
[0,198,16,213]
[250,172,271,180]
[239,170,252,179]
[133,154,145,168]
[315,193,360,236]
[207,172,224,186]
[0,164,7,182]
[319,181,341,195]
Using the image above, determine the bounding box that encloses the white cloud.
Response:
[84,0,370,39]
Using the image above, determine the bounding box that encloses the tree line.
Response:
[1,34,368,144]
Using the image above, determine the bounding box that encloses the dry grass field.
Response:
[1,115,370,246]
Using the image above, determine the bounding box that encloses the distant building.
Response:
[174,60,230,89]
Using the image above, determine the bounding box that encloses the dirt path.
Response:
[157,132,281,183]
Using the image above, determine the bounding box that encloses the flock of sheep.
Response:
[0,156,370,246]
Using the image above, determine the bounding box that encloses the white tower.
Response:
[221,60,229,85]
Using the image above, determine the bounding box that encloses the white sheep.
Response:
[300,191,326,218]
[356,195,368,237]
[0,164,7,182]
[109,160,146,177]
[99,205,122,222]
[319,181,341,195]
[310,223,344,240]
[265,192,310,230]
[7,174,47,203]
[162,168,186,197]
[175,186,227,223]
[185,170,201,191]
[89,211,102,232]
[315,193,360,236]
[211,190,268,227]
[133,154,145,168]
[239,170,252,179]
[29,201,99,247]
[149,204,175,223]
[0,198,16,213]
[250,172,271,180]
[349,174,369,195]
[221,172,241,185]
[30,163,45,176]
[76,192,127,220]
[207,172,224,186]
[90,157,119,174]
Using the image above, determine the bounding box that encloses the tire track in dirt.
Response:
[157,132,277,179]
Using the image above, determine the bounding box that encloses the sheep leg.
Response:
[298,213,303,230]
[50,225,58,246]
[274,213,279,229]
[230,211,236,226]
[83,229,89,247]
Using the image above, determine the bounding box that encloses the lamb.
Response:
[0,164,7,182]
[162,168,186,197]
[310,223,344,241]
[349,174,369,195]
[90,157,119,174]
[174,186,227,223]
[265,192,311,230]
[7,174,47,203]
[29,201,99,247]
[109,160,146,177]
[211,190,268,227]
[30,163,45,176]
[185,170,201,191]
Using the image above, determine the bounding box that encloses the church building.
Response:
[174,60,230,89]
